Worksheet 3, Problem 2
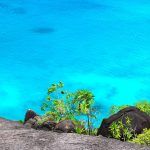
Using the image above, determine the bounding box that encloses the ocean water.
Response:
[0,0,150,123]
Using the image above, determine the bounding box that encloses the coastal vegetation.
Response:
[131,129,150,146]
[109,116,134,141]
[41,81,98,135]
[110,101,150,115]
[109,101,150,145]
[39,81,150,145]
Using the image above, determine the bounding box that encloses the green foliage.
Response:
[90,128,98,136]
[74,120,86,134]
[73,120,98,135]
[41,82,75,122]
[36,116,51,125]
[135,101,150,115]
[73,89,97,135]
[131,129,150,146]
[18,120,23,124]
[110,101,150,115]
[109,101,150,144]
[109,117,135,141]
[41,82,98,135]
[110,105,129,115]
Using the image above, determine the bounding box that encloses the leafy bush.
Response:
[41,82,98,135]
[109,117,136,141]
[41,82,75,122]
[18,120,23,124]
[131,129,150,146]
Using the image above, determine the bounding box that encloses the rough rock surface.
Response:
[54,120,75,133]
[0,117,149,150]
[97,107,150,138]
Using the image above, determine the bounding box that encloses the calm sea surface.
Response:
[0,0,150,123]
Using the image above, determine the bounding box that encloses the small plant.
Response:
[18,120,23,124]
[131,129,150,146]
[74,120,86,134]
[73,89,97,135]
[109,117,135,141]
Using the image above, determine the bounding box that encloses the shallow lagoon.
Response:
[0,0,150,122]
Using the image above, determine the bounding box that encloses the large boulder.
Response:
[24,109,38,124]
[97,107,150,139]
[54,120,76,133]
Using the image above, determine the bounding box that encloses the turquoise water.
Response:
[0,0,150,122]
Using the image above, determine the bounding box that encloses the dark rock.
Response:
[97,107,150,139]
[54,120,76,133]
[31,120,42,130]
[42,120,56,130]
[0,117,149,150]
[23,109,56,131]
[24,115,56,131]
[31,120,56,131]
[24,109,38,124]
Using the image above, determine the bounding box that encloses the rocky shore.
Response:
[0,117,149,150]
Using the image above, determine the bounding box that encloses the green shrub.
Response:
[131,129,150,146]
[109,117,135,141]
[41,81,98,135]
[18,120,23,124]
[41,82,75,122]
[135,101,150,115]
[74,120,86,134]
